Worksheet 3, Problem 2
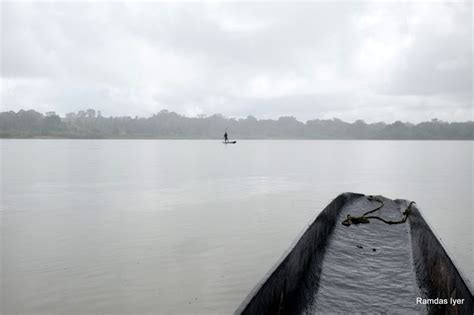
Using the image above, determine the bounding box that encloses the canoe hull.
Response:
[235,193,473,315]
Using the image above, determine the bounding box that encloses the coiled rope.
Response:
[342,196,415,226]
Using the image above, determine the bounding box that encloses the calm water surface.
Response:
[1,140,472,314]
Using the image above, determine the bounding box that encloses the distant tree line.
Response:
[0,109,472,140]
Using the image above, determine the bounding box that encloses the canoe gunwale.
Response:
[234,192,363,314]
[404,200,473,295]
[406,200,473,313]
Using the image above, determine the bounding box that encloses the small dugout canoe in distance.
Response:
[223,141,237,144]
[235,193,473,315]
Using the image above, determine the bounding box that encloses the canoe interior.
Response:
[235,193,473,315]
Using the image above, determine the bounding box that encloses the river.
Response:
[1,139,472,314]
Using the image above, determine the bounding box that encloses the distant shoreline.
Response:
[1,136,472,141]
[2,109,473,140]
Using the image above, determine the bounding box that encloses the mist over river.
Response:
[1,140,472,314]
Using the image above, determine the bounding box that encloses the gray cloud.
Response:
[0,1,472,122]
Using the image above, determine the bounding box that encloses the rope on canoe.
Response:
[341,196,415,226]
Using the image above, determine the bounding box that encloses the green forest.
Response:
[0,109,472,139]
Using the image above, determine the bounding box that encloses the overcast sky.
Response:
[1,1,472,122]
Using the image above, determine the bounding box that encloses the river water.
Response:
[1,140,472,314]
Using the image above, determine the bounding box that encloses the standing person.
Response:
[224,131,228,142]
